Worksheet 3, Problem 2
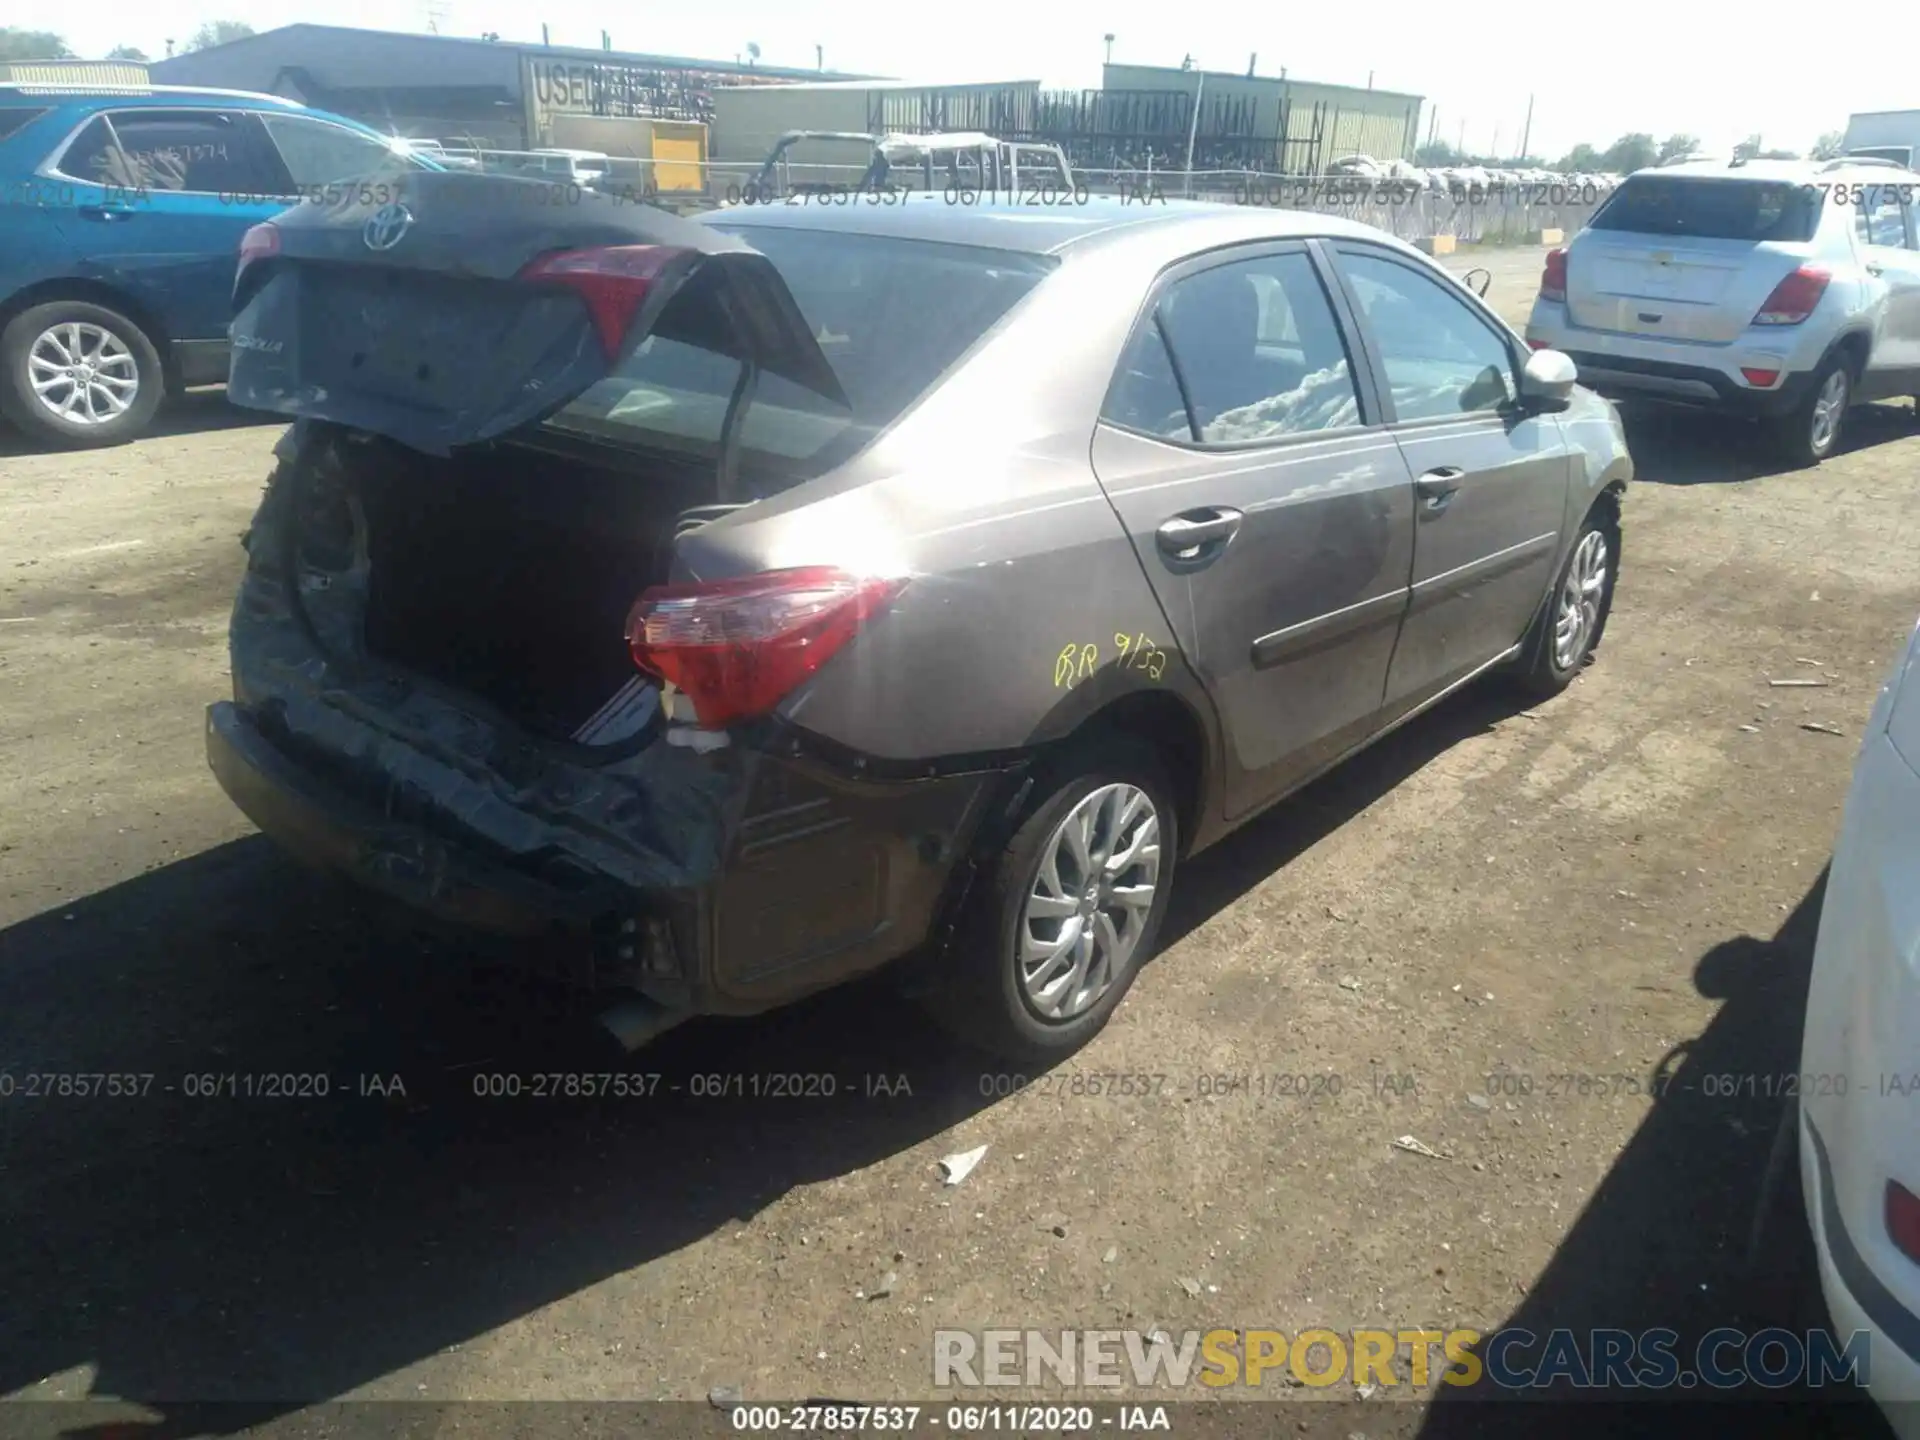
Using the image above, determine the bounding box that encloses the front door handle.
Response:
[76,205,133,223]
[1156,507,1243,566]
[1416,467,1465,508]
[1866,261,1885,277]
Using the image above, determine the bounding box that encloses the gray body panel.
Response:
[211,193,1633,1020]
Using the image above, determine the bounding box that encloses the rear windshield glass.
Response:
[1589,176,1819,242]
[545,229,1055,468]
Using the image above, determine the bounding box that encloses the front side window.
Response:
[1152,251,1361,444]
[259,113,411,188]
[1338,249,1517,421]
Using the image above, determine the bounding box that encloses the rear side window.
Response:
[0,107,49,143]
[1855,186,1915,249]
[1152,252,1362,443]
[1103,321,1192,441]
[548,229,1054,468]
[58,110,278,193]
[1589,176,1820,242]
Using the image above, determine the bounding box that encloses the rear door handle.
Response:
[76,205,133,223]
[1866,261,1885,277]
[1156,507,1243,564]
[1416,467,1465,507]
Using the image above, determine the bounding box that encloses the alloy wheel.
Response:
[1553,529,1609,672]
[27,322,138,427]
[1017,782,1162,1022]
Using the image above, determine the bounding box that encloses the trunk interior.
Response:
[314,434,727,740]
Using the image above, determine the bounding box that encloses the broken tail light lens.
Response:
[626,567,907,730]
[1753,266,1831,326]
[516,244,689,359]
[1539,247,1568,302]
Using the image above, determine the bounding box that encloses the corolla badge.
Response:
[362,202,414,252]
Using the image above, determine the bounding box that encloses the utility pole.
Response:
[1519,94,1534,163]
[1492,123,1501,161]
[1183,70,1206,196]
[816,43,823,71]
[1103,33,1114,65]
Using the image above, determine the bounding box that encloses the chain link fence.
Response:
[420,147,1607,244]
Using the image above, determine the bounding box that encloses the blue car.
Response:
[0,83,433,447]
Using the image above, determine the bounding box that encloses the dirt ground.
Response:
[2,243,1918,1437]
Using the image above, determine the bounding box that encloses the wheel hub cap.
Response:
[26,321,138,427]
[1018,782,1162,1022]
[1552,529,1609,672]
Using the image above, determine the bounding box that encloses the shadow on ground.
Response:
[0,389,276,458]
[0,679,1536,1430]
[1413,868,1893,1439]
[1621,399,1919,487]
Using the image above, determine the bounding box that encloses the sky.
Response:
[13,0,1920,163]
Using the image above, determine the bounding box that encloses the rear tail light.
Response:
[625,567,907,730]
[1888,1181,1920,1265]
[236,222,280,279]
[1539,247,1568,302]
[1526,338,1550,350]
[1752,266,1830,326]
[517,244,691,359]
[1740,367,1781,387]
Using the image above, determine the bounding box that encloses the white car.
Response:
[1526,157,1920,465]
[1801,614,1920,1433]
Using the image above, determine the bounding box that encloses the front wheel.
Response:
[928,743,1178,1061]
[0,300,164,448]
[1511,501,1619,699]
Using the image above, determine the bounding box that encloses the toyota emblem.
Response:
[362,202,413,252]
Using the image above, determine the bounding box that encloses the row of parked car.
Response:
[1325,153,1622,197]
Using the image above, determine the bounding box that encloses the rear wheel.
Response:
[0,300,164,449]
[928,742,1178,1061]
[1766,355,1850,468]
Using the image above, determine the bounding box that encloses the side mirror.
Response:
[1518,347,1577,411]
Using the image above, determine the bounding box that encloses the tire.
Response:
[0,300,164,449]
[927,741,1179,1061]
[1765,353,1851,468]
[1511,499,1620,700]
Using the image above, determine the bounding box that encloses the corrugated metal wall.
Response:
[0,60,151,86]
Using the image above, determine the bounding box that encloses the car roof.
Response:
[704,195,1418,261]
[0,82,310,112]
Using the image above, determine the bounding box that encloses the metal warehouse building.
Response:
[1099,62,1422,173]
[148,24,872,151]
[710,79,1044,164]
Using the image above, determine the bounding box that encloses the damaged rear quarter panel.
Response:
[229,424,737,898]
[671,236,1219,770]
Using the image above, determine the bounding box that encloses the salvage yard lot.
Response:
[2,244,1917,1431]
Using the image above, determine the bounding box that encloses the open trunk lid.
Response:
[228,171,845,456]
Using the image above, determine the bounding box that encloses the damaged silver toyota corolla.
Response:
[209,174,1631,1059]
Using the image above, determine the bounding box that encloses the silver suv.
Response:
[1526,158,1920,464]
